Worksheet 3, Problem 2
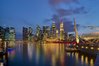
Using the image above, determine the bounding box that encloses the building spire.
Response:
[74,18,79,44]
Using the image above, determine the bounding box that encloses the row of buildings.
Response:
[0,19,78,43]
[22,20,79,43]
[22,22,69,42]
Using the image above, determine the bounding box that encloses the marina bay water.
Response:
[8,41,96,66]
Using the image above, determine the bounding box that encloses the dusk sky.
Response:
[0,0,99,35]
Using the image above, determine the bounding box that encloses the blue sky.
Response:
[0,0,99,35]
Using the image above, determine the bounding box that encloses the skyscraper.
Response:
[28,27,33,41]
[36,25,41,37]
[60,22,64,40]
[23,27,28,40]
[23,27,33,41]
[56,29,59,39]
[51,22,56,38]
[4,27,10,41]
[43,26,50,38]
[36,25,42,40]
[9,27,15,41]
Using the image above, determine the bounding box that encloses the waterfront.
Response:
[6,42,96,66]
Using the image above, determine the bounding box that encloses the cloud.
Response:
[44,14,60,23]
[56,6,87,17]
[82,25,99,30]
[44,0,87,32]
[49,0,79,5]
[48,0,88,17]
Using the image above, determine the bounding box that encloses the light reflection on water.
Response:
[8,42,96,66]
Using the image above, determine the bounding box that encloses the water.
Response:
[7,42,96,66]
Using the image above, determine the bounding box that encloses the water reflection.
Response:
[7,42,96,66]
[27,43,33,61]
[90,59,94,66]
[81,55,84,64]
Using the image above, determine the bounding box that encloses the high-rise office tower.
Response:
[23,27,28,40]
[23,27,33,41]
[60,22,64,40]
[43,26,50,38]
[4,27,10,41]
[56,29,59,39]
[28,27,33,41]
[36,25,43,40]
[9,27,15,41]
[51,22,56,38]
[36,25,41,37]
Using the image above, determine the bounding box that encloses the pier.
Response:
[77,44,99,55]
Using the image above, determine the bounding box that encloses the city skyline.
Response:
[0,0,99,34]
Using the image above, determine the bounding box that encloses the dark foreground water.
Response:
[7,42,96,66]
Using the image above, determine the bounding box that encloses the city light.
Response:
[91,47,94,50]
[97,48,99,50]
[81,46,84,48]
[86,47,88,49]
[0,0,99,66]
[0,38,2,41]
[76,45,78,47]
[0,63,3,66]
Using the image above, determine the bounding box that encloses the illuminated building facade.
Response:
[56,29,59,39]
[36,25,44,41]
[43,26,50,38]
[51,22,56,38]
[9,27,15,41]
[28,27,33,41]
[36,25,41,37]
[0,27,16,41]
[60,22,64,40]
[36,25,41,40]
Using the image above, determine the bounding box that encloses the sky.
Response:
[0,0,99,36]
